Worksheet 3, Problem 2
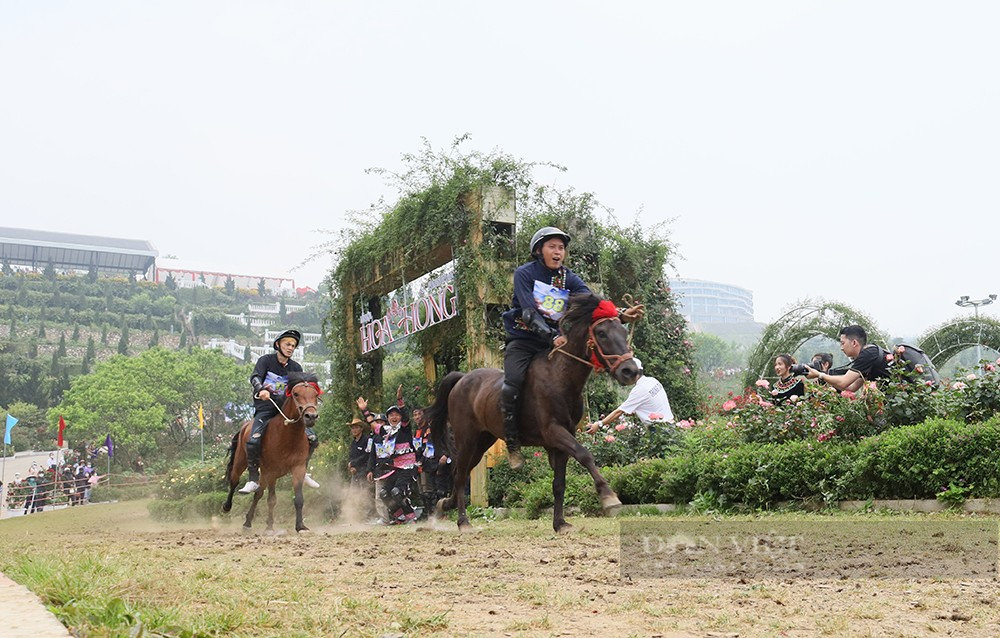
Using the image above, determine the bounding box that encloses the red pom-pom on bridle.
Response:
[591,299,618,321]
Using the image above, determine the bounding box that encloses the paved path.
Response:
[0,573,71,637]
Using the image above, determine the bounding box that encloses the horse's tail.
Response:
[224,428,241,485]
[427,371,464,454]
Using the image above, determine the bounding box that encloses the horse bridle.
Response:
[551,315,635,375]
[270,384,320,425]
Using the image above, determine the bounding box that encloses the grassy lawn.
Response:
[1,501,998,637]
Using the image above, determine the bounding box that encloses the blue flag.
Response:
[4,414,17,445]
[105,434,114,458]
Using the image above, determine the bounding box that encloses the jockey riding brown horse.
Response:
[222,372,321,532]
[426,293,640,533]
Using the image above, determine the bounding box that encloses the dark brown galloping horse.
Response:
[222,372,321,532]
[427,293,640,532]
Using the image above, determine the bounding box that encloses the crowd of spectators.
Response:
[3,449,106,514]
[350,386,452,525]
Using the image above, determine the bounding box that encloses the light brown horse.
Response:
[426,293,639,533]
[222,372,321,532]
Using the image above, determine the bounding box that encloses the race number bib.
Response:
[263,371,289,394]
[533,280,570,321]
[375,438,394,458]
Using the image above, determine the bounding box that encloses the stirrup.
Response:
[238,480,260,494]
[303,474,320,489]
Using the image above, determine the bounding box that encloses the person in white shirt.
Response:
[586,358,673,433]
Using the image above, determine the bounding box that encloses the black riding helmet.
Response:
[273,329,302,350]
[530,226,571,257]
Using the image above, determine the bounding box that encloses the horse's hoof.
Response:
[555,521,574,534]
[458,520,475,533]
[221,502,232,513]
[240,526,254,536]
[601,495,623,516]
[296,525,309,533]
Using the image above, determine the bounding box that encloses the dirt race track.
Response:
[2,501,1000,637]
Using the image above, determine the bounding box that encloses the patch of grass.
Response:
[506,613,551,631]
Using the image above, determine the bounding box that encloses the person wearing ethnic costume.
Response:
[360,398,419,524]
[771,353,805,405]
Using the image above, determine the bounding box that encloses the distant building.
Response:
[670,278,754,325]
[154,266,297,295]
[0,226,157,278]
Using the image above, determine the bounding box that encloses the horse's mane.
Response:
[561,293,603,344]
[287,371,320,389]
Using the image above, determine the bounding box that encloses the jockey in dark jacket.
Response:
[499,227,590,469]
[238,329,321,494]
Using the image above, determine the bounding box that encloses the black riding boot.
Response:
[501,383,524,470]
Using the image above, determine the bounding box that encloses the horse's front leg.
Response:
[548,449,572,534]
[293,479,307,532]
[265,483,277,531]
[547,427,621,515]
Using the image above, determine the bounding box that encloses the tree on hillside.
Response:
[224,276,235,295]
[87,264,98,283]
[53,348,248,465]
[49,350,60,376]
[165,273,177,290]
[117,324,130,355]
[257,279,266,297]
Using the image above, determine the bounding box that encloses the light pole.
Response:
[955,294,997,364]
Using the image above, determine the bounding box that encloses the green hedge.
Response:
[502,417,1000,513]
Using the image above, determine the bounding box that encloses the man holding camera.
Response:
[803,325,889,393]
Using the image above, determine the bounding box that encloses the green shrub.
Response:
[158,461,227,501]
[488,454,551,507]
[606,458,671,504]
[581,418,682,467]
[517,472,602,519]
[857,417,1000,499]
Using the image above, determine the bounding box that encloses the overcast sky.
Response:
[2,2,996,338]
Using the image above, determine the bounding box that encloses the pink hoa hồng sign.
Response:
[359,282,459,353]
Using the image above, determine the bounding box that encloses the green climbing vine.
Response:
[321,137,701,424]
